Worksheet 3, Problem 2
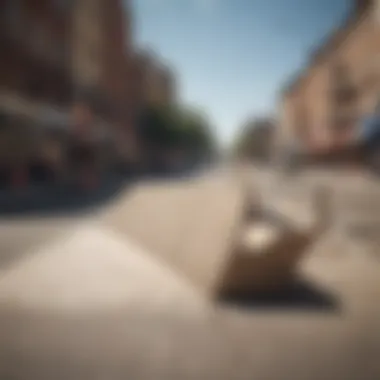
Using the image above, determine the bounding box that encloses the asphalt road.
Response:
[0,170,379,380]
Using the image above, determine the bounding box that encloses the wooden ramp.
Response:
[104,176,330,298]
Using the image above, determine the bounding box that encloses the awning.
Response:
[0,92,71,130]
[0,93,37,119]
[0,92,118,143]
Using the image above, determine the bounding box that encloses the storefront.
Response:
[0,92,71,187]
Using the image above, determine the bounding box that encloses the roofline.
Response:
[280,4,372,97]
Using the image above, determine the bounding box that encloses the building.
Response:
[71,0,135,126]
[71,0,104,98]
[134,50,177,108]
[0,0,139,185]
[129,49,180,170]
[148,63,176,106]
[0,0,73,108]
[0,0,74,185]
[151,64,177,106]
[235,117,276,162]
[99,0,141,166]
[279,0,380,158]
[101,0,131,120]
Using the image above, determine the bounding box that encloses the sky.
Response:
[131,0,351,144]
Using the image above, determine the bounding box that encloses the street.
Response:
[0,167,379,380]
[251,165,380,255]
[4,0,380,378]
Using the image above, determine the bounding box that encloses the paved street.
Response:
[251,165,380,253]
[0,169,379,380]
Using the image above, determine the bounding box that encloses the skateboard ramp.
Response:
[104,177,330,298]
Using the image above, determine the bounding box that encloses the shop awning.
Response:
[0,92,71,130]
[0,93,37,119]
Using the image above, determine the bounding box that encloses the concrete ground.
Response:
[0,169,379,380]
[252,165,380,252]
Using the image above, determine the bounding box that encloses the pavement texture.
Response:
[0,168,379,380]
[252,165,380,255]
[104,175,250,296]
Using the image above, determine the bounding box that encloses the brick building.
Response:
[134,50,177,108]
[0,0,73,109]
[149,63,176,106]
[0,0,74,184]
[71,0,104,96]
[99,0,140,165]
[101,0,131,119]
[0,0,177,183]
[0,0,139,180]
[279,0,380,157]
[71,0,135,124]
[150,63,176,106]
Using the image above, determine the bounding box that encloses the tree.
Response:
[139,103,216,163]
[232,117,275,162]
[139,105,174,148]
[175,107,216,157]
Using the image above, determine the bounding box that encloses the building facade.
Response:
[0,0,73,109]
[100,0,140,164]
[0,0,74,184]
[0,0,140,184]
[71,0,104,95]
[0,0,178,184]
[279,0,380,156]
[134,50,177,108]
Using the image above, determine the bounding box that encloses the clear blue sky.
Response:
[131,0,350,144]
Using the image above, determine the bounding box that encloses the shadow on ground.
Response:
[218,277,340,313]
[0,175,133,219]
[0,167,206,219]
